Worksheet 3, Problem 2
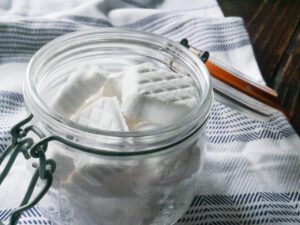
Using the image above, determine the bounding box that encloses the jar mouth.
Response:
[24,28,213,153]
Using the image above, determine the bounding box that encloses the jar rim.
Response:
[24,28,213,154]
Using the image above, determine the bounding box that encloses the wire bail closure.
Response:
[0,114,56,225]
[179,38,210,63]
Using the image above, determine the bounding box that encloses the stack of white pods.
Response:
[51,62,199,132]
[48,62,200,225]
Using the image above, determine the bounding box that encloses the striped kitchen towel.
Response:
[0,0,299,225]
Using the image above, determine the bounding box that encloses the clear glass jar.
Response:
[24,29,213,225]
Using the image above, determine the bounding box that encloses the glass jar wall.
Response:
[24,29,213,225]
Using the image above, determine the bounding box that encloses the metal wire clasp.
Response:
[180,38,209,63]
[0,114,56,225]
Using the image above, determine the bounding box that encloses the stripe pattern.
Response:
[0,19,109,63]
[177,192,300,225]
[1,193,299,225]
[0,91,24,154]
[0,207,51,225]
[0,13,249,63]
[120,0,149,8]
[206,102,295,144]
[126,14,250,51]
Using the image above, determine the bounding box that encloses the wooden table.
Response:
[218,0,300,134]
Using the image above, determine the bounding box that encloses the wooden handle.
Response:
[205,61,290,119]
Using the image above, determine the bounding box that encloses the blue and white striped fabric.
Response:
[0,0,299,224]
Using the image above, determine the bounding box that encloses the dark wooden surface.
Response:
[218,0,300,134]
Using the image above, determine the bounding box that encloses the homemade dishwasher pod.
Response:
[0,29,213,225]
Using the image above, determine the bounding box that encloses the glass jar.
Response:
[24,28,213,225]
